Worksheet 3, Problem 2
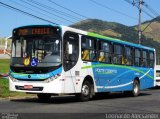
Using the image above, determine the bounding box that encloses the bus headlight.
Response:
[44,77,54,83]
[9,76,17,82]
[44,74,61,83]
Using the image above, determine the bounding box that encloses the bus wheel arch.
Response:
[134,77,140,85]
[76,75,95,101]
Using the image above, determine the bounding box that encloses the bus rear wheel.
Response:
[37,93,51,101]
[76,81,91,102]
[132,80,140,97]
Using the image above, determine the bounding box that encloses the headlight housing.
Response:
[9,75,17,82]
[44,73,61,83]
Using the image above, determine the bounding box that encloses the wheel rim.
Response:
[82,85,90,96]
[134,83,138,94]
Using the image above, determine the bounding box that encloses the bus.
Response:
[155,65,160,86]
[9,25,155,101]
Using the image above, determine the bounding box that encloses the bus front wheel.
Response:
[37,93,51,101]
[76,81,91,102]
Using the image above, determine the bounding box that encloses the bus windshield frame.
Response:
[10,26,62,73]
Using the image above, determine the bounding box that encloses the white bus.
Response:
[155,65,160,86]
[9,25,155,101]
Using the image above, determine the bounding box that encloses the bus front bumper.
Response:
[9,77,64,94]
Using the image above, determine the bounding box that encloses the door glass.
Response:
[63,32,79,71]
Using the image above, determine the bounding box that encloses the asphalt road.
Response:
[0,88,160,119]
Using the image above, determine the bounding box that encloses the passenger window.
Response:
[98,41,111,63]
[142,51,147,67]
[81,36,97,61]
[135,49,140,66]
[113,44,123,64]
[149,52,154,67]
[124,47,132,65]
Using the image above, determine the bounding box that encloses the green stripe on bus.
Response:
[88,32,126,43]
[81,64,154,79]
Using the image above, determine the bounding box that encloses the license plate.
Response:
[24,85,33,89]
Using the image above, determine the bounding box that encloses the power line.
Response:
[142,2,160,33]
[124,0,155,18]
[9,0,62,23]
[0,1,58,25]
[48,0,88,19]
[124,0,160,44]
[143,2,160,22]
[124,0,160,25]
[20,0,75,23]
[89,0,137,21]
[27,0,82,21]
[124,0,155,32]
[143,3,160,17]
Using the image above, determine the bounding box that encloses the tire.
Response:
[76,81,92,102]
[132,80,140,97]
[37,93,51,101]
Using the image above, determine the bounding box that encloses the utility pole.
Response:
[138,0,143,44]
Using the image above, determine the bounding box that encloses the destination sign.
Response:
[14,27,53,36]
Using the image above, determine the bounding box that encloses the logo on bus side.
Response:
[95,68,117,74]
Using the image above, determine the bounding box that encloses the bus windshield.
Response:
[11,36,61,67]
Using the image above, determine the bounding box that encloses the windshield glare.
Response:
[11,36,61,67]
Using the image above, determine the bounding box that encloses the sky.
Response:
[0,0,160,37]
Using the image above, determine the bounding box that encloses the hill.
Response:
[70,18,160,64]
[71,19,139,43]
[136,16,160,42]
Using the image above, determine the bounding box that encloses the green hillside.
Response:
[136,16,160,42]
[71,19,139,42]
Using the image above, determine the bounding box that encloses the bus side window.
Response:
[149,52,154,68]
[142,50,147,67]
[124,47,132,65]
[82,49,89,60]
[81,36,97,61]
[135,49,140,66]
[98,41,111,63]
[113,44,123,64]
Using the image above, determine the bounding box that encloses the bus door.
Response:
[63,31,80,93]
